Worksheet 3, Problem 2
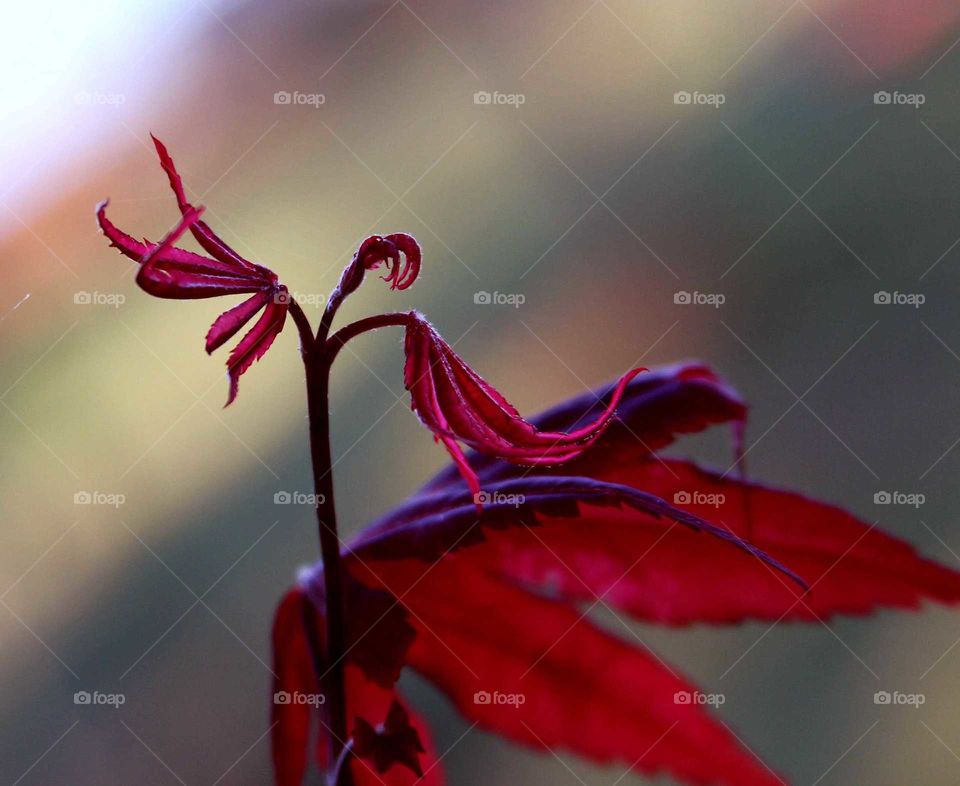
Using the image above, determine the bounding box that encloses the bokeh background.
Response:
[4,1,960,783]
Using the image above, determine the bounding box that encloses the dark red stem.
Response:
[287,299,315,355]
[299,300,412,785]
[324,312,414,367]
[303,343,352,785]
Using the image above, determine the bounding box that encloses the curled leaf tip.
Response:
[341,233,422,296]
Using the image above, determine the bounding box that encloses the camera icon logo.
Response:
[874,691,892,704]
[673,490,691,505]
[473,491,490,506]
[274,290,292,305]
[673,691,692,704]
[473,690,492,705]
[873,91,891,105]
[874,491,892,505]
[473,91,492,105]
[474,291,492,305]
[274,91,292,105]
[74,491,92,505]
[74,691,92,705]
[74,291,92,305]
[274,691,291,705]
[874,291,892,305]
[673,291,692,305]
[673,91,692,105]
[274,491,292,505]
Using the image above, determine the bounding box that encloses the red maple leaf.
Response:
[273,358,960,786]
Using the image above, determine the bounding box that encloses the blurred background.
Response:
[4,0,960,783]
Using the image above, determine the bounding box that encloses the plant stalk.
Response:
[294,296,408,786]
[303,344,351,786]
